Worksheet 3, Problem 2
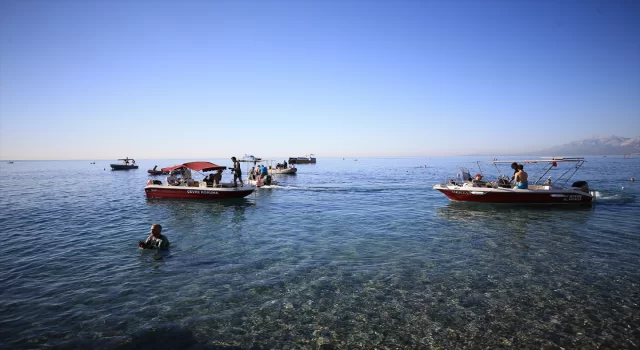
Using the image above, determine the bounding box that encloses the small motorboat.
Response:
[147,165,167,176]
[110,157,138,170]
[433,157,594,204]
[268,166,297,175]
[145,161,254,199]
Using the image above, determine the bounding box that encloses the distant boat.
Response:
[110,158,138,170]
[7,161,14,164]
[239,154,262,163]
[147,165,168,176]
[288,154,316,164]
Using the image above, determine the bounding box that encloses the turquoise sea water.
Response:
[0,156,639,349]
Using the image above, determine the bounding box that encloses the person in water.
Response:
[514,164,529,189]
[230,157,244,187]
[138,224,170,250]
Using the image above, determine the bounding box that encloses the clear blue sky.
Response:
[1,0,639,160]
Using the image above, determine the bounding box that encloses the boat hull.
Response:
[145,185,254,199]
[148,170,167,175]
[434,185,592,204]
[111,164,138,170]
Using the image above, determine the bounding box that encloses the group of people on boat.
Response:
[275,160,288,169]
[466,162,528,189]
[248,163,269,181]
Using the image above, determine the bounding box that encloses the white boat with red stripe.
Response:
[145,161,254,200]
[433,157,594,204]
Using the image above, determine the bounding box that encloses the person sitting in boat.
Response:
[167,171,180,186]
[138,224,170,251]
[510,162,519,183]
[514,164,529,189]
[212,169,222,186]
[203,170,223,187]
[472,174,487,186]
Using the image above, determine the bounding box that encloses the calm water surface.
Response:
[1,157,639,349]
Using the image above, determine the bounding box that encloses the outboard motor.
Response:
[571,181,589,193]
[264,175,272,186]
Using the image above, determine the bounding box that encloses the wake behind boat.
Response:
[145,161,254,199]
[433,157,594,204]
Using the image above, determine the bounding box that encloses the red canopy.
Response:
[161,161,226,173]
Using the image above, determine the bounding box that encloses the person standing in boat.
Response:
[283,160,288,168]
[514,164,529,189]
[230,157,244,187]
[138,224,170,251]
[260,164,268,179]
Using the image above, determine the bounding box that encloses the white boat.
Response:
[433,157,595,204]
[268,166,297,175]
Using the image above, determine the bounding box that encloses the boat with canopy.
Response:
[433,157,595,204]
[145,161,254,199]
[110,158,138,170]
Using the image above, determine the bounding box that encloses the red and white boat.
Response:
[144,161,254,200]
[433,157,594,204]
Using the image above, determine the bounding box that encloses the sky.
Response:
[1,0,639,160]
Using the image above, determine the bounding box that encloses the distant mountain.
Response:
[533,136,640,156]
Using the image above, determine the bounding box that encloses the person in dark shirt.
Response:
[510,162,519,182]
[138,224,170,251]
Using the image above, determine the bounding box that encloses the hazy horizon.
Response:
[1,1,639,160]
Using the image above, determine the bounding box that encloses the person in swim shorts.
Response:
[514,164,529,189]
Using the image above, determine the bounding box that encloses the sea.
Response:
[0,156,638,349]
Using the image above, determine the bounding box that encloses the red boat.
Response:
[147,165,168,176]
[144,161,254,200]
[433,157,594,204]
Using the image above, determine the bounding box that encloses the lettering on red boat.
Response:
[566,195,582,201]
[186,190,218,195]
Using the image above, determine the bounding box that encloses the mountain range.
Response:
[532,136,640,156]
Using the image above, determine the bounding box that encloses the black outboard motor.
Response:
[264,175,272,185]
[571,181,589,193]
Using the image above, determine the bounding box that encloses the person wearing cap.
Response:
[138,224,170,251]
[472,173,486,186]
